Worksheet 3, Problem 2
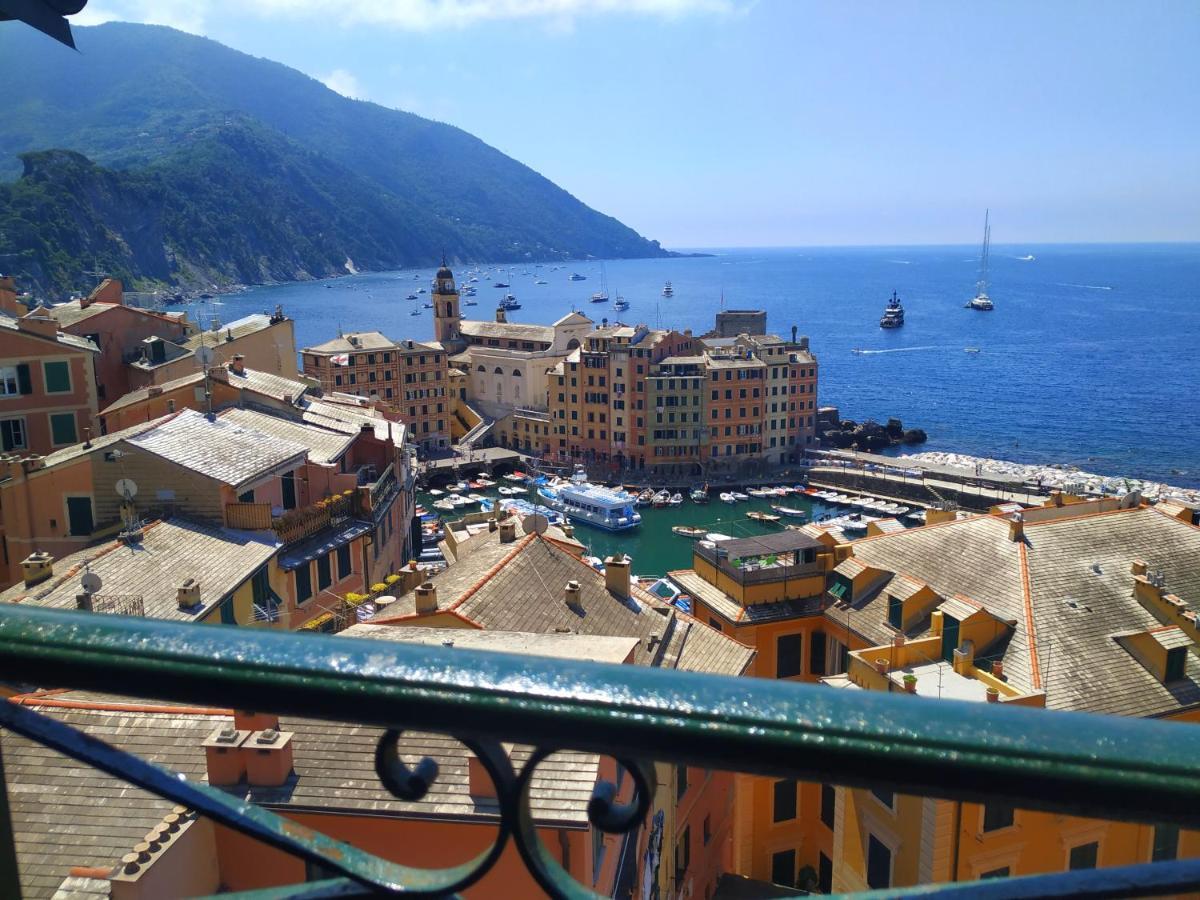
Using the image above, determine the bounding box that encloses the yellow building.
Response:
[821,498,1200,891]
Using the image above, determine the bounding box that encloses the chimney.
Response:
[991,659,1005,680]
[496,308,507,324]
[953,640,975,675]
[892,632,906,649]
[499,520,517,543]
[488,517,498,532]
[1050,490,1064,507]
[176,579,201,610]
[229,354,246,376]
[414,581,438,614]
[147,386,163,398]
[202,724,250,786]
[245,728,295,787]
[799,335,810,351]
[110,808,219,900]
[1131,559,1148,576]
[1008,512,1024,543]
[234,710,280,732]
[605,554,631,600]
[20,551,53,588]
[468,752,497,802]
[560,523,575,539]
[565,580,582,610]
[17,307,58,338]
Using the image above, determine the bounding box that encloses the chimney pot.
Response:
[1008,513,1024,543]
[565,580,583,609]
[21,551,54,588]
[203,724,250,786]
[245,729,295,787]
[991,659,1004,679]
[1131,559,1148,576]
[986,687,1000,703]
[177,578,201,609]
[499,520,517,543]
[604,554,631,601]
[415,580,438,614]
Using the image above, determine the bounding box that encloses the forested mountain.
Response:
[0,23,667,296]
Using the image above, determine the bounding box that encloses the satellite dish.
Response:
[81,572,103,594]
[115,478,139,499]
[196,346,215,367]
[521,513,549,536]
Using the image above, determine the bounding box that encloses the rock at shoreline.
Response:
[818,415,926,452]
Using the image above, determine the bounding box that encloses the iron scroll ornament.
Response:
[374,729,656,897]
[0,699,655,897]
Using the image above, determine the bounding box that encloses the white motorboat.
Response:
[668,493,684,506]
[428,488,444,496]
[731,491,749,501]
[720,492,737,504]
[771,505,808,519]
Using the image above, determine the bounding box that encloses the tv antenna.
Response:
[115,477,140,537]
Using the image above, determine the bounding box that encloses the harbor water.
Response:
[207,244,1200,488]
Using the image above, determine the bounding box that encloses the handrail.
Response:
[4,604,1200,898]
[2,604,1200,826]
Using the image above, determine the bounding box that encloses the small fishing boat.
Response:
[652,490,671,508]
[504,472,528,483]
[535,279,548,285]
[668,493,684,506]
[428,488,444,496]
[672,525,708,539]
[731,491,749,502]
[747,511,781,523]
[636,488,655,505]
[497,485,524,496]
[690,488,709,503]
[406,293,419,300]
[476,477,496,488]
[720,492,737,504]
[771,505,808,519]
[433,499,455,512]
[747,487,772,498]
[705,532,734,542]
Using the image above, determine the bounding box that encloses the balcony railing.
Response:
[694,543,824,586]
[224,501,274,530]
[2,604,1200,898]
[272,491,358,546]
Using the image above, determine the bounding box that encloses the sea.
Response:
[203,243,1200,497]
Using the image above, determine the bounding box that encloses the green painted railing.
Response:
[1,603,1200,898]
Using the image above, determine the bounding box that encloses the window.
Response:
[776,633,803,678]
[0,365,28,396]
[819,852,833,894]
[317,553,332,590]
[980,867,1010,879]
[772,778,797,822]
[238,489,255,503]
[1166,646,1187,681]
[810,630,827,675]
[0,418,27,451]
[676,762,688,800]
[281,471,297,510]
[867,835,891,889]
[820,783,835,828]
[220,598,237,624]
[295,564,313,603]
[888,593,903,629]
[1153,824,1179,862]
[770,849,795,888]
[982,803,1014,832]
[675,826,690,879]
[43,361,71,393]
[50,412,77,445]
[66,496,93,536]
[1069,841,1098,870]
[871,787,894,809]
[337,544,352,580]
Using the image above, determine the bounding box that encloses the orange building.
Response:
[2,676,627,897]
[302,332,450,455]
[0,306,100,455]
[364,520,755,900]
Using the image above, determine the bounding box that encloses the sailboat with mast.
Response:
[590,262,610,303]
[965,210,995,311]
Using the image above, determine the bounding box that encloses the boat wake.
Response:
[1056,283,1113,291]
[851,345,939,355]
[886,259,912,265]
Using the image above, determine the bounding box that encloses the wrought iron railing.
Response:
[2,604,1200,898]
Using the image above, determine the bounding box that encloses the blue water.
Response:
[202,244,1200,488]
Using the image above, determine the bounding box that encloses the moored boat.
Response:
[747,511,782,523]
[771,505,807,519]
[672,525,708,539]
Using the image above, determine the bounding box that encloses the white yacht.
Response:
[966,210,996,311]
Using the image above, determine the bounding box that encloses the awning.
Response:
[277,519,373,571]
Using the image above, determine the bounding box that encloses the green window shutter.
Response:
[1166,647,1187,682]
[16,364,31,395]
[44,361,71,393]
[888,594,904,629]
[828,580,847,600]
[50,413,77,445]
[295,564,313,603]
[220,599,237,624]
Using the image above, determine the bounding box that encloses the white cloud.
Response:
[321,68,362,99]
[86,0,744,33]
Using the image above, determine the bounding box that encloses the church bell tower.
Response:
[432,256,462,348]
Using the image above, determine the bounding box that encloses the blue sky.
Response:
[73,0,1199,248]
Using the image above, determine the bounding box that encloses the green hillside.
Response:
[0,22,668,296]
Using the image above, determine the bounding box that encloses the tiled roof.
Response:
[38,413,175,470]
[938,594,986,622]
[884,572,929,602]
[1149,626,1194,650]
[218,407,354,466]
[0,313,98,353]
[0,518,279,620]
[45,300,179,330]
[553,311,592,327]
[669,569,823,626]
[374,533,754,676]
[300,399,406,447]
[459,320,554,343]
[304,331,396,353]
[127,408,308,488]
[181,314,275,351]
[342,624,640,664]
[102,367,308,415]
[844,508,1200,716]
[3,699,600,897]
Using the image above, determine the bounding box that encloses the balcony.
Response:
[226,492,363,547]
[2,604,1200,898]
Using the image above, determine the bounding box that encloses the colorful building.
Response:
[820,497,1200,892]
[0,306,100,455]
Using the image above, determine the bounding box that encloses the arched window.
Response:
[512,369,522,377]
[566,338,580,351]
[476,365,485,372]
[494,367,503,375]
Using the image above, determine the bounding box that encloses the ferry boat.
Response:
[965,210,996,311]
[879,290,905,328]
[537,471,641,532]
[569,273,587,281]
[662,281,674,297]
